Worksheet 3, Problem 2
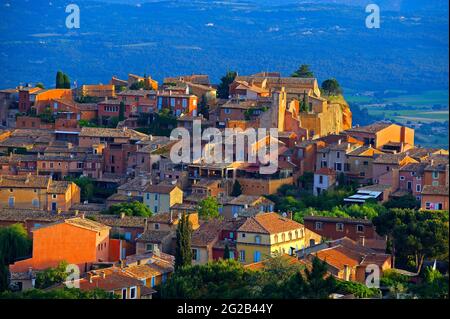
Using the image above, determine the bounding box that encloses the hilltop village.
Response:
[0,68,448,299]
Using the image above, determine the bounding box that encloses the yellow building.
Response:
[236,212,308,264]
[143,183,183,214]
[0,174,80,211]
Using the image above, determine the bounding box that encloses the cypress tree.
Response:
[175,213,193,271]
[119,101,125,121]
[231,180,242,197]
[62,73,71,89]
[56,71,64,88]
[223,243,231,260]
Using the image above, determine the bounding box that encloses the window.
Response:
[154,206,158,213]
[363,161,369,166]
[432,181,439,186]
[8,197,14,208]
[359,172,365,177]
[192,249,198,261]
[162,273,168,283]
[170,98,176,107]
[322,153,326,158]
[253,251,261,262]
[319,175,323,184]
[241,233,246,238]
[336,151,340,159]
[356,224,364,233]
[129,286,136,299]
[315,222,323,230]
[432,171,439,179]
[254,235,261,244]
[425,202,431,210]
[124,232,131,241]
[336,223,344,232]
[121,288,127,299]
[335,163,342,171]
[224,108,231,114]
[386,166,390,172]
[32,199,39,207]
[151,277,156,287]
[400,176,405,180]
[154,194,158,200]
[145,243,153,252]
[239,250,245,262]
[416,184,421,192]
[229,232,234,239]
[154,223,160,230]
[288,232,292,241]
[182,99,187,108]
[52,194,57,199]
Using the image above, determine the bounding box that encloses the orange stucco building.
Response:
[10,217,111,273]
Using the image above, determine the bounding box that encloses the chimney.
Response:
[88,273,93,284]
[120,212,126,219]
[74,210,79,217]
[338,139,342,145]
[80,213,85,219]
[144,218,148,231]
[360,236,365,246]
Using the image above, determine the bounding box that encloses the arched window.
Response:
[288,232,292,241]
[281,233,286,242]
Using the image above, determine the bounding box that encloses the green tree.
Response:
[35,261,69,289]
[373,209,449,272]
[412,267,449,299]
[321,78,342,96]
[230,180,242,197]
[175,213,193,271]
[223,243,231,260]
[130,81,145,90]
[198,197,220,220]
[383,194,420,209]
[36,82,45,89]
[65,176,94,202]
[291,64,314,78]
[0,224,32,292]
[217,71,237,99]
[0,224,32,266]
[56,71,64,88]
[62,73,71,89]
[198,94,209,119]
[300,92,308,112]
[0,287,117,299]
[102,201,153,217]
[119,101,125,121]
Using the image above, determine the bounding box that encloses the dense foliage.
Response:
[65,176,94,202]
[35,261,69,289]
[175,213,193,271]
[102,201,153,217]
[373,209,449,272]
[0,288,116,299]
[0,224,32,291]
[161,257,336,299]
[217,71,237,99]
[291,64,314,78]
[198,197,220,220]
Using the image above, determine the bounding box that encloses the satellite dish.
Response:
[282,212,287,218]
[233,213,238,219]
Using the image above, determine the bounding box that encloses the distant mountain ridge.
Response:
[0,0,448,92]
